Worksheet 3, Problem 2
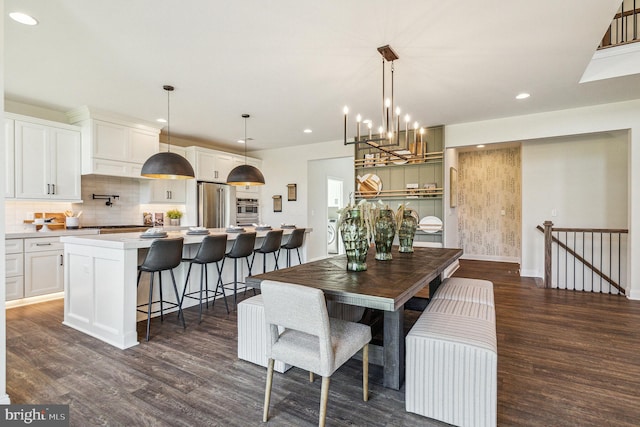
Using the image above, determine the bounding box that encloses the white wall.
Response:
[521,132,628,277]
[0,0,9,404]
[254,139,352,261]
[444,148,459,249]
[446,99,640,299]
[307,157,354,261]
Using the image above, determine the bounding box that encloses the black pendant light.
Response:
[227,114,265,186]
[141,85,195,179]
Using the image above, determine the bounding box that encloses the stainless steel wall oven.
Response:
[236,198,259,226]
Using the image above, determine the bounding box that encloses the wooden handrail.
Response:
[550,227,628,234]
[537,224,626,295]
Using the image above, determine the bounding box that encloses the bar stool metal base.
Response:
[136,269,186,341]
[180,261,229,323]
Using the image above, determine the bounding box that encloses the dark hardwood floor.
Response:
[6,260,640,426]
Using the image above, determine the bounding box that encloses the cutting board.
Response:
[24,212,67,231]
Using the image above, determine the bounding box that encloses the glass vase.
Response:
[398,210,418,253]
[339,209,369,271]
[374,209,396,261]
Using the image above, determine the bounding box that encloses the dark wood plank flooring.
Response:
[6,260,640,426]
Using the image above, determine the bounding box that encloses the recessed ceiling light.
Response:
[516,93,530,100]
[303,129,312,133]
[9,12,38,26]
[156,118,167,123]
[477,144,485,148]
[237,139,245,144]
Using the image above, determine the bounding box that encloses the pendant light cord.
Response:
[163,85,175,153]
[242,113,250,165]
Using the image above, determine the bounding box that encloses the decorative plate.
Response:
[140,232,168,238]
[225,227,245,233]
[418,216,443,233]
[391,150,412,165]
[357,174,382,198]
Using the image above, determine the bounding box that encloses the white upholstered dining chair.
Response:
[261,280,372,427]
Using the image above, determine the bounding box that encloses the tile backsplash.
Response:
[5,175,185,232]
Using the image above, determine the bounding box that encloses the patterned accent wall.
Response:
[458,147,521,261]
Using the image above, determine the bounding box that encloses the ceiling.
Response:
[5,0,636,153]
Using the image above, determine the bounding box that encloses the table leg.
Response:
[383,307,404,390]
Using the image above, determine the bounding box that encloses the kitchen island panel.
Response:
[64,243,139,349]
[62,228,311,348]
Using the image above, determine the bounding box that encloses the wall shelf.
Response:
[353,125,445,245]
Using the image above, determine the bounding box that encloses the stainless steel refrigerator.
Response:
[197,181,236,228]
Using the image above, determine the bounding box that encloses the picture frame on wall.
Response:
[287,183,297,201]
[273,195,282,212]
[450,167,458,208]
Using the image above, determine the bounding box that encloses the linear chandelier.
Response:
[342,45,425,161]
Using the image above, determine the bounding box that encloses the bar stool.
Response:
[180,234,229,323]
[280,228,306,267]
[136,237,186,341]
[250,229,283,274]
[221,232,257,309]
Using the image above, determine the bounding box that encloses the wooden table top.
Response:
[246,246,462,311]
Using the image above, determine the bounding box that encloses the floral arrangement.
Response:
[337,197,376,243]
[166,209,183,219]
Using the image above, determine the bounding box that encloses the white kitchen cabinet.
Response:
[5,238,24,301]
[67,107,161,178]
[14,119,81,201]
[140,144,188,203]
[140,174,187,203]
[215,153,235,182]
[5,119,15,198]
[23,236,64,298]
[185,147,250,183]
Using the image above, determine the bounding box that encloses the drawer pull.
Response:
[36,243,52,246]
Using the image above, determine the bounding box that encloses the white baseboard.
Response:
[519,269,541,278]
[460,254,520,263]
[6,292,64,309]
[0,393,11,404]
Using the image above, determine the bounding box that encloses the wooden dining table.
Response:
[245,246,463,390]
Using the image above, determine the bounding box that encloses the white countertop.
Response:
[60,227,310,250]
[6,228,100,239]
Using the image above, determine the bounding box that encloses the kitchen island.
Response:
[61,227,310,349]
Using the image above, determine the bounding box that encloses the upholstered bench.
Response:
[406,278,497,427]
[237,295,291,373]
[431,277,495,307]
[424,297,496,323]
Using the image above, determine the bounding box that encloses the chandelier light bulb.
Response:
[405,114,410,123]
[343,106,349,114]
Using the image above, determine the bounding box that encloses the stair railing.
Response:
[600,1,640,49]
[537,221,628,295]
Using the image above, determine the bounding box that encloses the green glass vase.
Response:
[398,210,418,253]
[374,209,396,261]
[339,209,369,271]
